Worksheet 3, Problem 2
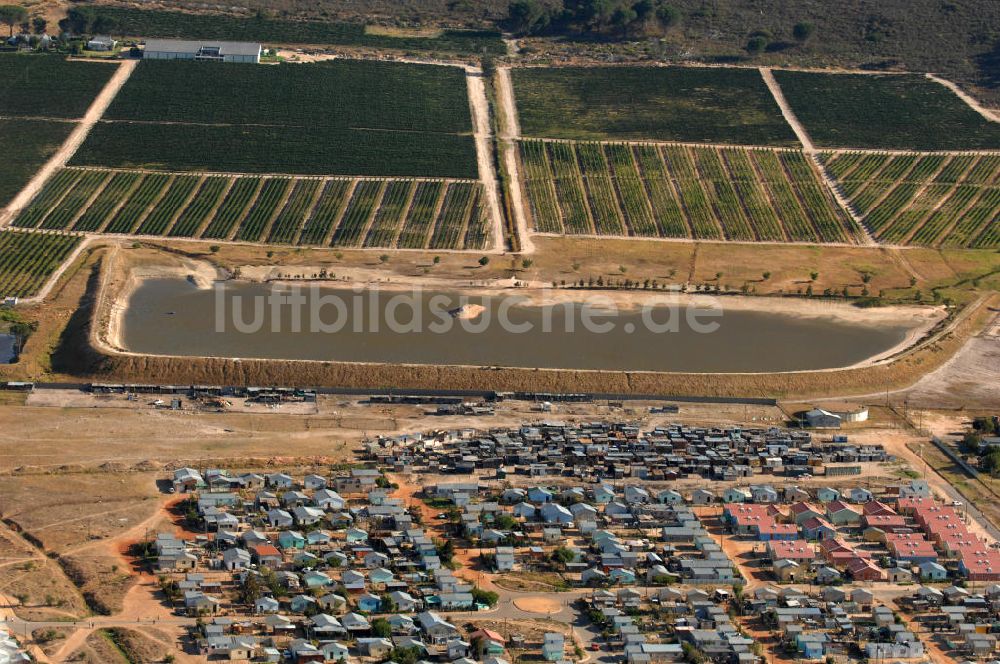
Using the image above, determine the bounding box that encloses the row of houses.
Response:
[363,422,886,483]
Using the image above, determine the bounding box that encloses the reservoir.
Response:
[120,279,913,373]
[0,334,14,364]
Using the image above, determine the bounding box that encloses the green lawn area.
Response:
[0,54,117,118]
[774,71,1000,150]
[0,119,74,207]
[512,66,798,146]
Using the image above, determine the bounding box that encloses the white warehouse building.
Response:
[143,39,262,63]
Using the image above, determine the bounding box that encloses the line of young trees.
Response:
[505,0,682,38]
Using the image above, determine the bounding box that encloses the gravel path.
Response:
[465,67,506,254]
[495,67,534,254]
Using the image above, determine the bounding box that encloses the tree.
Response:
[521,258,534,269]
[792,21,815,42]
[632,0,655,23]
[239,573,263,605]
[495,514,517,530]
[961,432,983,454]
[507,0,549,34]
[611,6,637,38]
[682,642,705,664]
[984,449,1000,476]
[481,54,497,79]
[655,4,681,28]
[478,256,490,266]
[0,5,27,36]
[62,6,97,34]
[372,617,392,638]
[379,254,390,264]
[746,35,768,54]
[762,271,771,280]
[471,587,499,607]
[552,546,575,564]
[433,255,441,264]
[436,538,455,563]
[91,15,118,35]
[810,271,819,281]
[32,16,45,33]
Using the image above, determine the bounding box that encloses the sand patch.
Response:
[514,596,564,614]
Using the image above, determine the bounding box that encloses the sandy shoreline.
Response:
[100,253,947,374]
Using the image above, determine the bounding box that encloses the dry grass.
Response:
[0,522,89,620]
[0,473,161,551]
[60,554,137,616]
[104,628,172,664]
[493,571,571,592]
[69,630,130,664]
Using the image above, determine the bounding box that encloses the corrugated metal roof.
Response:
[144,38,261,57]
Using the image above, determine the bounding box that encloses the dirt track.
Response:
[495,66,534,254]
[0,60,136,227]
[465,67,505,253]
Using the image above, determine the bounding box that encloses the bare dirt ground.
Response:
[465,67,505,253]
[513,596,564,613]
[897,318,1000,409]
[495,66,534,254]
[0,60,136,227]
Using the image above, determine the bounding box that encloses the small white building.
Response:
[86,35,116,51]
[143,39,262,64]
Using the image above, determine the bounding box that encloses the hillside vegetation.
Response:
[102,0,1000,103]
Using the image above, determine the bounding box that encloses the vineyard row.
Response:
[519,140,857,244]
[822,152,1000,248]
[13,170,490,251]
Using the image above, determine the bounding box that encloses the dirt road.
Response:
[926,73,1000,123]
[760,68,814,153]
[465,68,505,254]
[0,60,137,227]
[495,67,534,254]
[759,67,874,245]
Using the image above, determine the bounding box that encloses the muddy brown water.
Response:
[0,334,15,364]
[121,279,911,373]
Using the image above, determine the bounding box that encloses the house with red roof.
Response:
[847,557,885,581]
[789,502,823,525]
[896,496,937,515]
[801,517,837,541]
[957,547,1000,581]
[826,500,861,526]
[251,543,283,568]
[767,540,816,561]
[885,533,938,564]
[862,514,911,540]
[862,500,896,517]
